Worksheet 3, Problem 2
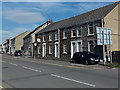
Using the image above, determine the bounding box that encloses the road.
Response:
[1,55,119,88]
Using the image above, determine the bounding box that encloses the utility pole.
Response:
[102,31,105,65]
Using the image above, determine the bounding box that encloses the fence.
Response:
[112,51,120,63]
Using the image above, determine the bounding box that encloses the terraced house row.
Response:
[2,1,119,63]
[28,1,120,61]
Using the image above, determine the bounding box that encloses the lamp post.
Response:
[34,42,37,60]
[33,38,40,60]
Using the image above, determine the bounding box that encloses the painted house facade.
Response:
[35,2,120,61]
[9,31,30,54]
[0,39,9,53]
[23,20,53,56]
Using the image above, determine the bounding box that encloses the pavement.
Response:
[2,54,110,70]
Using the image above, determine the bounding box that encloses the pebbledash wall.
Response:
[35,2,120,61]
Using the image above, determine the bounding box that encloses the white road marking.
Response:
[51,74,96,87]
[22,66,28,69]
[22,66,41,72]
[9,63,18,66]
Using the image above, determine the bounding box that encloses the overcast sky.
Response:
[1,0,117,44]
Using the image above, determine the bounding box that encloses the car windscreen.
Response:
[84,53,98,58]
[15,51,22,53]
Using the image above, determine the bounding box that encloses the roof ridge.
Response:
[53,2,118,24]
[37,2,118,34]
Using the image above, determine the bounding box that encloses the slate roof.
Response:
[37,2,119,34]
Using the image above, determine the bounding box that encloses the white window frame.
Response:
[77,26,82,37]
[63,28,67,39]
[88,23,94,35]
[63,44,67,54]
[49,32,52,41]
[37,46,41,54]
[54,42,60,58]
[88,41,94,52]
[49,45,52,54]
[43,34,45,42]
[42,43,46,57]
[71,26,77,37]
[55,31,58,40]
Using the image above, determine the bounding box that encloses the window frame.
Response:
[77,26,82,37]
[55,30,59,40]
[37,46,41,54]
[63,28,67,39]
[88,23,94,35]
[88,41,94,52]
[49,45,52,54]
[63,44,67,54]
[42,33,45,42]
[49,32,52,41]
[71,26,77,37]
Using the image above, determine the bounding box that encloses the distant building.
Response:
[35,2,120,61]
[0,44,5,52]
[23,20,53,56]
[9,31,30,54]
[0,39,9,53]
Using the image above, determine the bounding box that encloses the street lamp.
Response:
[33,38,40,60]
[34,42,37,60]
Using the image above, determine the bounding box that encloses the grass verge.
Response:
[105,63,120,68]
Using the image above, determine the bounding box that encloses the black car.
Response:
[14,50,22,56]
[71,51,100,64]
[0,51,5,54]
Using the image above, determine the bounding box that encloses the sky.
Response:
[0,0,118,44]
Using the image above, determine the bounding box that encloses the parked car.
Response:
[71,51,100,64]
[0,51,5,54]
[14,50,22,56]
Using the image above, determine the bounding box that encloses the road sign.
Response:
[96,27,112,45]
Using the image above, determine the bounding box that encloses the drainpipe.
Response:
[32,43,33,56]
[102,19,105,64]
[58,28,60,58]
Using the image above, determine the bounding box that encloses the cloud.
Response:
[1,23,40,43]
[2,10,46,24]
[0,27,29,43]
[0,30,13,43]
[0,30,11,34]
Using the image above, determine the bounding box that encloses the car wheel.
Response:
[85,60,89,65]
[70,60,75,63]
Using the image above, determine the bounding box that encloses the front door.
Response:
[55,43,59,58]
[71,41,82,58]
[42,44,46,57]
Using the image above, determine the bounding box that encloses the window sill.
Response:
[49,40,52,41]
[63,37,67,39]
[63,52,67,54]
[87,34,94,36]
[48,53,52,55]
[71,36,77,38]
[77,35,82,37]
[42,41,46,43]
